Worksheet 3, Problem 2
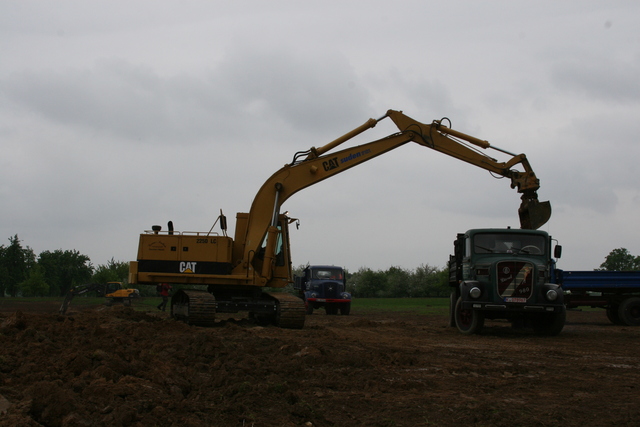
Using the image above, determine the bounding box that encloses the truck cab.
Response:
[449,228,565,335]
[294,265,351,315]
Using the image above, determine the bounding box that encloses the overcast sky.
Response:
[1,1,639,274]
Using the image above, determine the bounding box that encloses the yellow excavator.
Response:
[128,109,551,328]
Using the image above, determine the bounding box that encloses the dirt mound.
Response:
[0,302,639,426]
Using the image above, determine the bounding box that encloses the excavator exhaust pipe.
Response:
[518,197,552,230]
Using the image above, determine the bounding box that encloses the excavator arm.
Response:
[59,283,105,314]
[386,110,551,230]
[236,110,551,277]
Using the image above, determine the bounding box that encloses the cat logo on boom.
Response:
[322,157,340,172]
[179,262,197,273]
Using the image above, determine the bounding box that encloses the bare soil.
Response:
[0,299,639,427]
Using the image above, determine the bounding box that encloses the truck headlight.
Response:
[546,289,558,301]
[469,287,482,299]
[310,292,317,298]
[341,293,350,299]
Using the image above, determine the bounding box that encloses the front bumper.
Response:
[461,300,564,313]
[307,298,351,304]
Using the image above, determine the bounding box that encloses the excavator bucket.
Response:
[518,198,552,230]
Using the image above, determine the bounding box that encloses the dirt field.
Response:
[0,299,639,427]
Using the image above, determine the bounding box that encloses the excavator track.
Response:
[171,290,217,327]
[267,292,306,329]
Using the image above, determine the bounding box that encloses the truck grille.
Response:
[321,282,339,299]
[496,261,534,300]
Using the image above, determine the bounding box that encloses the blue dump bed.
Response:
[559,270,640,291]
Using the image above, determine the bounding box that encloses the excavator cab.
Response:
[251,214,294,287]
[104,281,123,296]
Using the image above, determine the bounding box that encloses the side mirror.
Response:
[554,245,562,259]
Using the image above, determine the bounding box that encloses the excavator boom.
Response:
[239,110,551,274]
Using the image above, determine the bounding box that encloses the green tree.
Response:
[411,264,449,297]
[597,248,640,271]
[19,264,49,297]
[386,266,411,298]
[0,235,36,297]
[349,267,387,298]
[432,269,450,297]
[92,258,130,284]
[0,245,5,297]
[292,264,307,278]
[348,264,449,298]
[38,249,93,297]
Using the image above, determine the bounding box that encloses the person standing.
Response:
[157,283,172,312]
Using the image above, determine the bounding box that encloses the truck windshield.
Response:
[473,233,546,255]
[312,268,344,280]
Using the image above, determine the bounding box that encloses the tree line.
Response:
[340,246,640,298]
[346,265,449,298]
[0,235,128,298]
[291,264,451,298]
[1,233,638,298]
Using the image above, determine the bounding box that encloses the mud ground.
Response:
[0,299,638,427]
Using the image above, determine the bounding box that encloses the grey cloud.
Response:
[2,61,231,143]
[551,57,640,104]
[1,48,372,144]
[214,45,372,134]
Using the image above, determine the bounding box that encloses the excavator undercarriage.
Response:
[171,289,305,328]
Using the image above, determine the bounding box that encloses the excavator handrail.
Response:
[142,230,223,236]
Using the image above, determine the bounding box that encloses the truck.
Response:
[448,228,566,335]
[557,270,640,326]
[449,228,640,334]
[294,265,351,315]
[128,109,552,329]
[60,281,140,314]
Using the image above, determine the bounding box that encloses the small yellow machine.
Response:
[59,282,140,314]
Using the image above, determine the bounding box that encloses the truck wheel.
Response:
[340,302,351,315]
[618,297,640,326]
[454,297,484,334]
[532,307,566,336]
[606,304,624,325]
[305,302,313,315]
